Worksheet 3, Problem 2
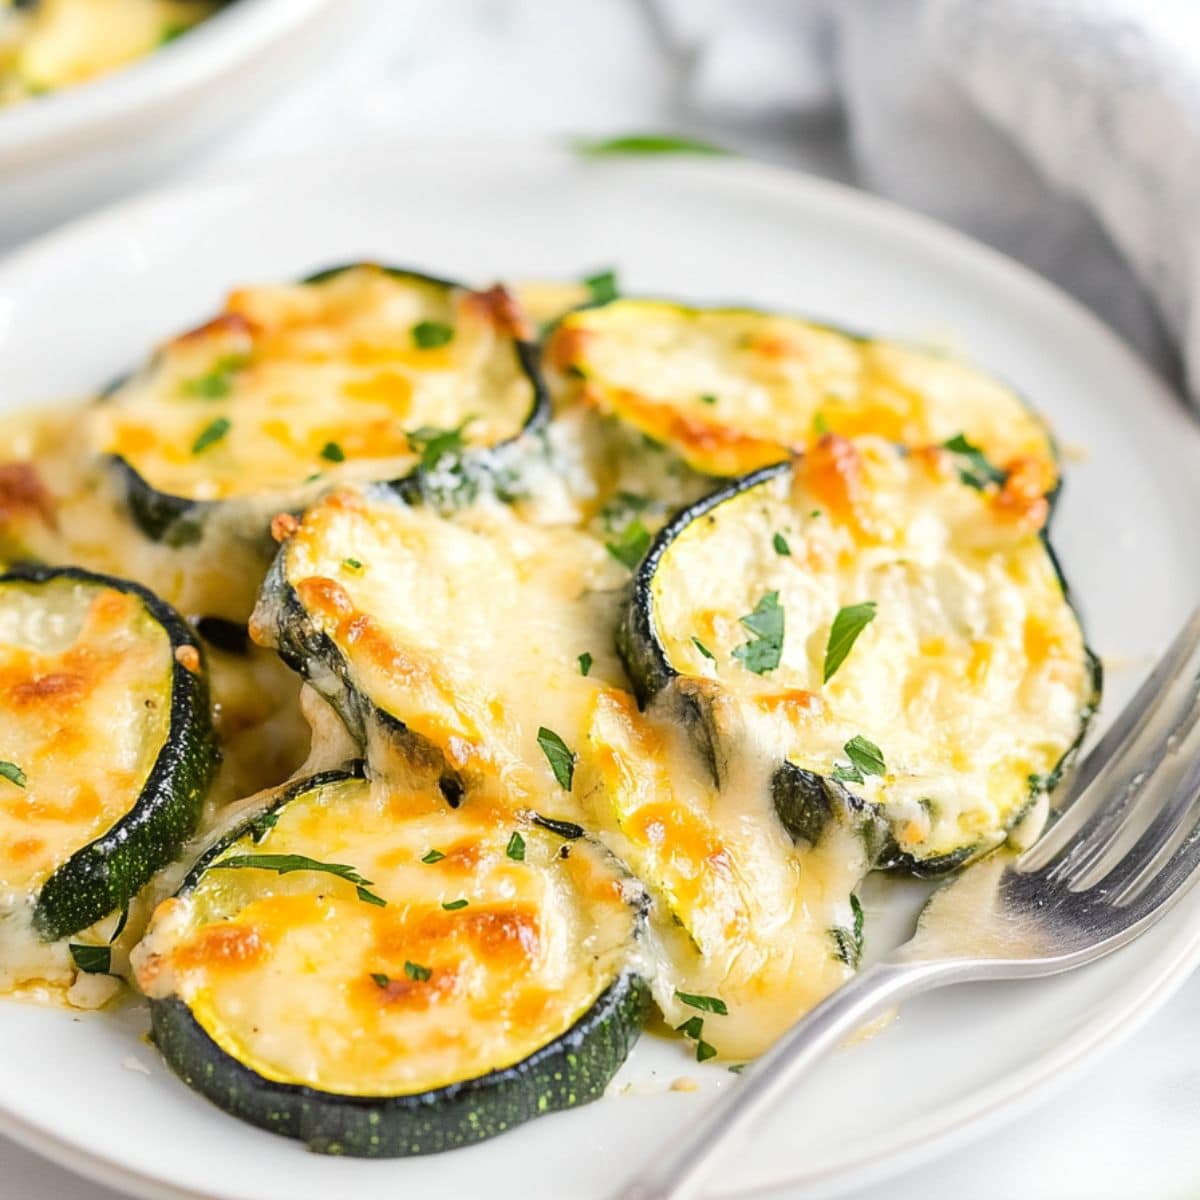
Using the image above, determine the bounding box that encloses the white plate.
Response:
[0,142,1198,1200]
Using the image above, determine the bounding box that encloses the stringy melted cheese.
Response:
[90,267,537,502]
[0,0,220,105]
[549,300,1056,483]
[134,774,638,1095]
[651,435,1092,861]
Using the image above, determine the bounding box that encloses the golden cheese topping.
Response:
[134,773,639,1096]
[650,435,1092,861]
[91,267,539,503]
[548,299,1056,483]
[0,575,170,893]
[261,486,628,811]
[0,0,220,106]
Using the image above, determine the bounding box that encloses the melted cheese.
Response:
[134,774,638,1095]
[0,0,219,105]
[90,267,537,503]
[0,576,170,894]
[263,486,629,812]
[650,435,1092,860]
[549,300,1056,483]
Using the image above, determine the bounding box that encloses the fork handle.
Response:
[617,958,959,1200]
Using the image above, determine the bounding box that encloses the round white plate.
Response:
[0,142,1198,1200]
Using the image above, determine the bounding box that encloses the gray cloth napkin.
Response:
[653,0,1200,398]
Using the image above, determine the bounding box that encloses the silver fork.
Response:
[619,607,1200,1200]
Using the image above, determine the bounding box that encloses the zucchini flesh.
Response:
[0,565,216,945]
[252,484,628,810]
[618,435,1098,869]
[91,265,548,540]
[137,769,647,1156]
[547,299,1057,487]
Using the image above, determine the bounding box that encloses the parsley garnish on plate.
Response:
[0,761,26,788]
[578,651,594,676]
[181,353,248,399]
[732,591,784,674]
[572,133,730,158]
[773,532,791,556]
[442,898,469,911]
[320,441,345,463]
[506,831,526,862]
[692,636,716,661]
[212,853,386,907]
[606,519,651,569]
[699,393,718,406]
[404,961,432,982]
[411,320,454,349]
[421,849,445,865]
[583,268,619,305]
[823,601,876,683]
[342,558,364,572]
[676,1014,719,1063]
[370,972,391,988]
[192,416,231,455]
[405,418,473,471]
[536,729,576,791]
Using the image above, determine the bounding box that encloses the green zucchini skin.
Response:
[617,461,1100,876]
[151,974,649,1157]
[0,564,218,941]
[148,767,650,1157]
[103,264,550,544]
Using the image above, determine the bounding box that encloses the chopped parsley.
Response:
[572,133,730,157]
[181,353,248,399]
[812,412,830,436]
[320,441,345,463]
[0,761,26,788]
[211,853,386,907]
[583,268,619,305]
[829,893,865,968]
[405,418,472,471]
[411,320,454,349]
[773,532,791,556]
[442,898,469,911]
[68,944,111,975]
[699,393,718,406]
[342,557,364,572]
[404,961,432,982]
[605,518,651,569]
[676,990,728,1015]
[370,972,391,987]
[732,590,784,675]
[191,416,231,455]
[676,1014,719,1063]
[506,831,526,861]
[421,849,445,864]
[692,636,716,661]
[578,651,594,676]
[822,601,876,683]
[830,736,886,786]
[943,433,1006,491]
[532,812,585,839]
[536,728,576,791]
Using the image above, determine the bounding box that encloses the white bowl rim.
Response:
[0,0,336,164]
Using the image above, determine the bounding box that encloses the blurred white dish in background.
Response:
[0,0,356,244]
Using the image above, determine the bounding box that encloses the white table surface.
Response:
[3,3,1199,1198]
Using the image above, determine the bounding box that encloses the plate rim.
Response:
[0,137,1198,1200]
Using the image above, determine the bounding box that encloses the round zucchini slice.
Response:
[251,483,630,806]
[0,564,216,945]
[546,298,1057,491]
[90,264,549,543]
[617,435,1099,873]
[137,768,648,1156]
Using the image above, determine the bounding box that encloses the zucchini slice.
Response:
[251,484,629,808]
[90,264,548,542]
[137,768,648,1156]
[618,435,1099,872]
[0,564,216,944]
[546,299,1057,490]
